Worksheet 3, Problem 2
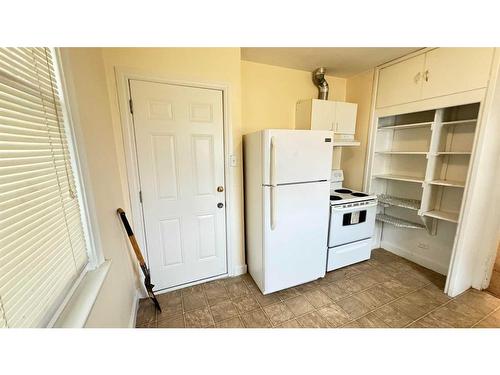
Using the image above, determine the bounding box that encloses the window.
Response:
[0,48,89,327]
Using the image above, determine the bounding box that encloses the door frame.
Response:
[115,68,236,292]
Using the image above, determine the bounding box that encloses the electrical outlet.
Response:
[417,242,429,249]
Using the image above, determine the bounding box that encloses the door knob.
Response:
[217,186,224,192]
[217,203,224,208]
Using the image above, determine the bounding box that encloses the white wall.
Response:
[59,48,140,327]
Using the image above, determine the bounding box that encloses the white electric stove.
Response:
[326,170,377,271]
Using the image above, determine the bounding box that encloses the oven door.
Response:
[328,200,377,248]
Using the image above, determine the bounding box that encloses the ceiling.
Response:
[241,48,423,78]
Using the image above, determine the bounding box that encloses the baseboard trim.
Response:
[233,264,247,276]
[381,241,449,275]
[128,290,140,328]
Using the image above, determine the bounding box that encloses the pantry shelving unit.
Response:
[365,47,500,299]
[367,102,480,275]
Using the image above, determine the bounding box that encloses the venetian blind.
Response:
[0,47,88,328]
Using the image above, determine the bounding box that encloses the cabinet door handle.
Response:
[414,72,421,84]
[424,69,429,82]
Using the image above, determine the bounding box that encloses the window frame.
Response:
[51,47,104,270]
[43,48,108,327]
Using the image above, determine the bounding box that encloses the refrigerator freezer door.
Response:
[262,181,330,294]
[262,129,334,185]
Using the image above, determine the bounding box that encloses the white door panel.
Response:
[262,129,334,185]
[376,54,425,108]
[130,80,227,290]
[421,48,494,99]
[311,99,335,130]
[335,102,357,134]
[263,181,330,293]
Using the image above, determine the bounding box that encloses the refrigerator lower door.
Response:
[262,181,330,294]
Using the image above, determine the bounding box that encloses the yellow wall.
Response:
[241,61,346,134]
[100,48,246,276]
[341,69,375,190]
[59,48,139,327]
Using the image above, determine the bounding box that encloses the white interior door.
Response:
[130,80,227,291]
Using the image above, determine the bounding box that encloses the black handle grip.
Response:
[117,208,134,236]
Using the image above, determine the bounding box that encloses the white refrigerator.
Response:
[243,129,334,294]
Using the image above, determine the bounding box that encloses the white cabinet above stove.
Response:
[295,99,360,146]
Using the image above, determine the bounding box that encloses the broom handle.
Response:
[117,208,146,266]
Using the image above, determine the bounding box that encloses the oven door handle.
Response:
[331,201,378,212]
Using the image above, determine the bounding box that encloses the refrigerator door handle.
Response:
[271,185,277,230]
[270,136,277,230]
[270,136,277,186]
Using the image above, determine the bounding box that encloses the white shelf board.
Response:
[377,194,421,210]
[432,151,471,155]
[423,210,459,223]
[332,140,360,147]
[441,119,477,126]
[377,122,433,131]
[376,214,426,229]
[375,151,427,155]
[373,174,424,183]
[427,179,465,188]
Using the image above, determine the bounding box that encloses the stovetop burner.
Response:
[329,186,377,206]
[351,192,368,197]
[335,189,352,194]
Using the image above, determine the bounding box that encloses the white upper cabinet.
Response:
[376,48,495,108]
[296,99,358,135]
[377,54,426,108]
[421,48,494,99]
[310,99,335,131]
[334,102,358,134]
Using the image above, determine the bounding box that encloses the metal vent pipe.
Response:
[312,67,329,100]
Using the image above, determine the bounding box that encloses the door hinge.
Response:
[129,99,134,114]
[139,190,143,203]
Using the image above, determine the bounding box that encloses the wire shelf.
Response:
[376,214,425,229]
[377,194,421,211]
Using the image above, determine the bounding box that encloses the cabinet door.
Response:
[421,48,494,99]
[310,99,335,130]
[376,54,425,108]
[334,102,358,134]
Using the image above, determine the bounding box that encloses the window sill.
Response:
[52,260,111,328]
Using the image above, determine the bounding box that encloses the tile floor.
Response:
[135,249,500,328]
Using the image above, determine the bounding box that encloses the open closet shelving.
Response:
[370,103,479,233]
